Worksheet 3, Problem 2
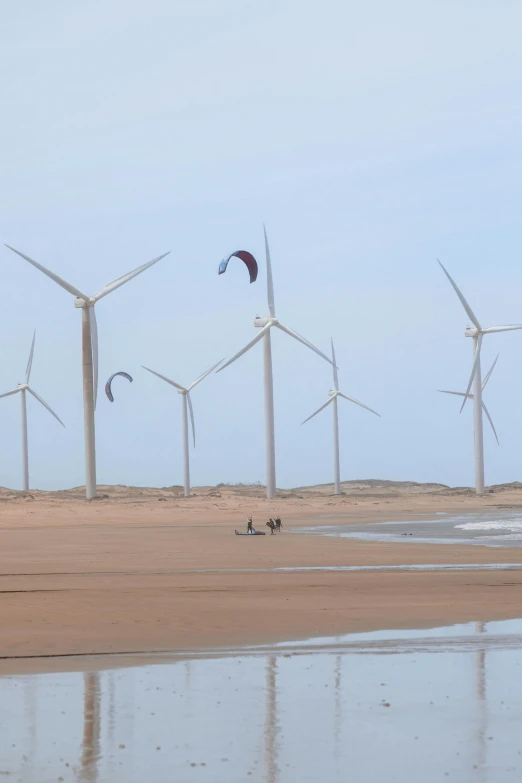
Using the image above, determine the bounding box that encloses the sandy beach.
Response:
[1,480,522,667]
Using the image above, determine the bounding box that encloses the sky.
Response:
[0,0,521,491]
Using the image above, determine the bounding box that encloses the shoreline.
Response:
[2,612,520,677]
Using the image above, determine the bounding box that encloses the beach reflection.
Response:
[264,655,279,783]
[1,620,522,782]
[79,672,101,783]
[334,654,342,764]
[475,622,487,782]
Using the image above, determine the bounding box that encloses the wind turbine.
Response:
[438,355,500,446]
[302,339,380,494]
[217,227,334,499]
[142,359,222,496]
[5,244,170,499]
[0,331,65,491]
[438,261,522,495]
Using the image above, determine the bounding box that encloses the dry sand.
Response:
[2,479,522,667]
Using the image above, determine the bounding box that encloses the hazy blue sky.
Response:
[1,0,521,490]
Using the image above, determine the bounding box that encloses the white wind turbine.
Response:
[302,339,380,494]
[5,244,170,499]
[217,226,335,499]
[0,331,65,490]
[438,260,522,494]
[438,355,500,446]
[142,359,223,497]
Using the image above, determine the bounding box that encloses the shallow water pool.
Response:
[2,619,522,782]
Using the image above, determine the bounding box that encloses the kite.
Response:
[105,371,133,403]
[218,250,258,284]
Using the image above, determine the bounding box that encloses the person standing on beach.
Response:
[247,516,253,534]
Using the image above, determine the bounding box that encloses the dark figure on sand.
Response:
[266,518,282,534]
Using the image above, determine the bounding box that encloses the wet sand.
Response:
[2,620,522,782]
[2,483,522,665]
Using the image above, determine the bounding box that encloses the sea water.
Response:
[299,510,522,547]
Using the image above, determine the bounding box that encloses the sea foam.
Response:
[456,519,522,533]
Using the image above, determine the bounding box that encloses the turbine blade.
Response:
[0,388,20,399]
[482,325,522,334]
[187,359,224,391]
[337,391,381,417]
[142,365,187,392]
[331,338,339,389]
[460,333,482,413]
[275,322,335,365]
[27,387,65,427]
[217,323,271,372]
[89,306,99,409]
[4,245,88,299]
[437,390,471,398]
[482,354,499,390]
[25,330,36,384]
[187,392,196,448]
[301,396,334,424]
[437,259,481,329]
[482,402,499,445]
[263,225,276,318]
[94,252,170,301]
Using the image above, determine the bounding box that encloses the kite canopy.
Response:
[218,250,258,284]
[105,371,133,402]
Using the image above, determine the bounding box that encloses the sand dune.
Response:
[1,477,521,504]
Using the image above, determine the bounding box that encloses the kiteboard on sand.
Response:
[235,529,266,536]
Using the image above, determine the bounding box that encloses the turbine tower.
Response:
[142,359,222,497]
[5,244,170,499]
[0,331,65,490]
[302,339,380,494]
[438,261,521,495]
[218,227,334,499]
[438,355,500,446]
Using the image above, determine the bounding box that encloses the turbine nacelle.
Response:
[328,390,337,397]
[16,384,29,391]
[465,327,479,338]
[74,296,96,308]
[254,316,271,328]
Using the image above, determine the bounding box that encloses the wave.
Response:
[456,519,522,533]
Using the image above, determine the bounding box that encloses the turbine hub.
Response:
[74,296,95,308]
[17,384,28,391]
